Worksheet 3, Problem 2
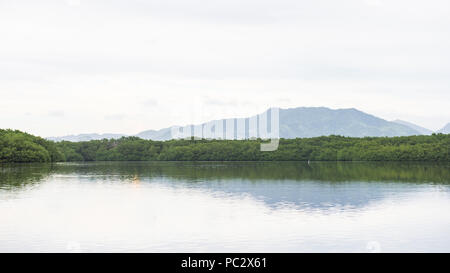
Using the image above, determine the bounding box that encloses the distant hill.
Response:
[391,120,433,135]
[437,123,450,134]
[47,107,424,141]
[48,133,126,142]
[279,107,420,138]
[135,127,173,141]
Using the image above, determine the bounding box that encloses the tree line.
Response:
[0,129,65,163]
[1,129,449,163]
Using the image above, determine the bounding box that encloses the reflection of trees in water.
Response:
[1,162,449,209]
[50,161,449,184]
[0,163,53,190]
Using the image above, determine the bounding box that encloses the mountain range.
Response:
[391,119,433,135]
[437,123,450,134]
[47,107,448,142]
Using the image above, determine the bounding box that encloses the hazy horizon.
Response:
[44,106,445,138]
[1,0,449,137]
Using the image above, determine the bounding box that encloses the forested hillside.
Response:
[0,129,65,163]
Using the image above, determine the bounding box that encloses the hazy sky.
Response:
[1,0,449,137]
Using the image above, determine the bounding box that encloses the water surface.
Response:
[1,161,449,252]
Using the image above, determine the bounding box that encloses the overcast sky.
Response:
[1,0,449,137]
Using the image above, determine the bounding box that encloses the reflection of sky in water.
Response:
[157,177,449,210]
[1,172,450,253]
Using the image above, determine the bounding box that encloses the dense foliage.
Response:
[0,129,65,163]
[1,129,449,163]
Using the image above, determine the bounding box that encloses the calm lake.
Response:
[1,161,449,253]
